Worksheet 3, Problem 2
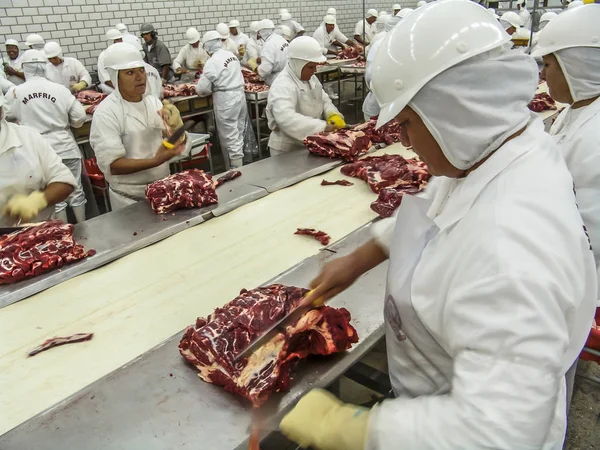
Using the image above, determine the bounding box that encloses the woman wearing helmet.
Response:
[532,5,600,306]
[90,43,190,210]
[266,36,344,156]
[280,3,595,450]
[173,28,209,80]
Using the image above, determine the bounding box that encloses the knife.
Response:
[162,121,193,149]
[0,221,43,236]
[235,291,323,361]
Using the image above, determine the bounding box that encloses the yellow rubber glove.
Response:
[248,58,258,71]
[238,45,246,57]
[197,60,205,70]
[71,81,87,92]
[3,191,48,222]
[327,113,346,130]
[280,389,370,450]
[161,100,184,130]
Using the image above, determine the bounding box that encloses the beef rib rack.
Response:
[179,284,358,406]
[145,169,218,214]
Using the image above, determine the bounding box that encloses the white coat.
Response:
[172,44,209,72]
[258,33,289,86]
[281,20,305,39]
[354,19,377,44]
[362,39,383,120]
[196,48,247,162]
[122,33,143,51]
[266,64,339,154]
[242,37,263,68]
[365,118,597,450]
[90,86,191,209]
[313,24,349,54]
[6,75,87,160]
[520,8,532,29]
[231,32,250,49]
[97,49,110,87]
[5,54,24,85]
[0,68,16,94]
[550,97,600,304]
[45,57,92,90]
[0,120,76,227]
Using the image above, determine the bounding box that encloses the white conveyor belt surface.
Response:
[0,144,414,435]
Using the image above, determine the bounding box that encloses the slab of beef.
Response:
[321,179,353,186]
[28,332,94,357]
[338,46,363,60]
[528,92,557,112]
[163,83,197,98]
[145,169,218,214]
[75,90,107,115]
[0,221,95,285]
[179,284,358,406]
[215,170,242,188]
[295,228,331,246]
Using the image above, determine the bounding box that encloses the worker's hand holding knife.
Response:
[326,113,346,130]
[161,100,184,133]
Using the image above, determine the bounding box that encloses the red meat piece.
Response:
[162,83,197,98]
[28,333,94,357]
[215,170,242,188]
[528,92,557,112]
[75,90,107,115]
[145,169,218,214]
[321,179,353,186]
[295,228,331,245]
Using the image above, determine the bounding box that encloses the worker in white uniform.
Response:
[500,11,531,40]
[90,43,190,210]
[3,39,25,86]
[266,36,344,156]
[530,11,557,54]
[6,50,88,223]
[568,0,584,8]
[173,28,209,79]
[275,25,293,42]
[43,42,92,93]
[366,14,390,56]
[279,3,597,450]
[354,9,378,46]
[516,0,532,29]
[196,30,247,169]
[242,21,263,69]
[216,23,240,58]
[25,34,45,50]
[392,4,401,15]
[0,90,76,225]
[98,29,124,94]
[313,15,357,56]
[280,12,305,39]
[362,15,401,120]
[229,20,250,53]
[115,23,143,51]
[532,5,600,304]
[0,68,15,95]
[256,19,289,86]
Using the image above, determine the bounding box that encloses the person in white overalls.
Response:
[280,3,597,450]
[90,43,190,210]
[532,6,600,307]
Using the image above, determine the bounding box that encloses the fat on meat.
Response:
[0,221,95,285]
[528,92,557,113]
[145,169,218,214]
[163,83,197,98]
[178,284,358,406]
[75,90,107,115]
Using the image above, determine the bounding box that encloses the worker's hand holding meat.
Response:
[3,191,48,222]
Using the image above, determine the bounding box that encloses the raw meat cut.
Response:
[163,83,197,98]
[0,221,95,285]
[215,170,242,188]
[338,46,363,60]
[321,179,353,186]
[295,228,331,245]
[304,119,403,162]
[179,284,358,406]
[241,67,263,84]
[75,90,107,115]
[528,92,557,112]
[244,82,269,93]
[145,169,218,214]
[370,188,409,218]
[28,332,94,357]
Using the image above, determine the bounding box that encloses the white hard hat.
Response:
[259,19,275,30]
[487,8,499,19]
[25,34,45,47]
[288,36,327,63]
[115,23,127,32]
[417,1,427,7]
[21,49,47,64]
[106,28,123,42]
[531,4,600,58]
[326,7,336,15]
[393,4,401,10]
[43,41,62,59]
[5,39,19,47]
[280,8,289,15]
[276,24,293,39]
[372,0,510,128]
[229,19,240,28]
[539,11,558,23]
[281,12,292,21]
[366,9,378,18]
[216,22,230,39]
[396,8,413,18]
[249,21,260,33]
[500,11,522,28]
[568,0,583,8]
[185,27,201,44]
[202,30,221,44]
[104,42,145,70]
[324,14,336,25]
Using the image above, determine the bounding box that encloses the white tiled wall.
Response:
[0,0,416,72]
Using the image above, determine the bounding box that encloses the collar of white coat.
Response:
[427,115,543,232]
[284,64,318,90]
[0,120,23,157]
[552,96,600,138]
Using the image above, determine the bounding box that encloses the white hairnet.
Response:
[288,59,307,80]
[385,15,401,32]
[204,39,223,55]
[409,45,538,170]
[555,47,600,102]
[22,62,47,80]
[260,28,273,40]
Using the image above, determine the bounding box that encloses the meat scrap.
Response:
[215,170,242,188]
[145,169,218,214]
[28,332,94,357]
[338,46,364,61]
[295,228,331,246]
[321,179,353,186]
[244,82,269,93]
[528,92,557,112]
[75,90,107,115]
[0,221,95,285]
[179,284,358,406]
[241,67,263,84]
[163,83,197,98]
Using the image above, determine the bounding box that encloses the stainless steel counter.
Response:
[0,224,387,450]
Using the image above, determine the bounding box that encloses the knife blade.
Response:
[235,291,322,361]
[162,121,193,149]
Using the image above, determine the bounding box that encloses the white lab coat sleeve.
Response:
[321,87,340,120]
[74,59,92,86]
[97,52,110,84]
[173,46,187,71]
[36,133,77,188]
[257,45,275,79]
[367,271,571,449]
[195,60,215,96]
[0,69,15,95]
[4,86,18,120]
[370,217,396,255]
[354,20,364,37]
[90,107,127,176]
[312,28,329,54]
[67,95,87,128]
[269,83,327,141]
[246,41,259,60]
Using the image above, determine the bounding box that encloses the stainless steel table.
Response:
[0,224,387,450]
